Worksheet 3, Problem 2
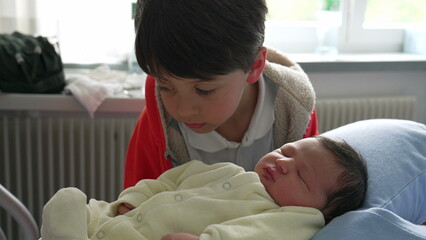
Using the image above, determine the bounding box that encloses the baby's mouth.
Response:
[263,166,276,182]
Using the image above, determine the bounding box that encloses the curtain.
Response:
[0,0,135,64]
[0,0,38,34]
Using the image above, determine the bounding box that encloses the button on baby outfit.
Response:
[222,182,232,190]
[96,231,105,239]
[174,194,183,202]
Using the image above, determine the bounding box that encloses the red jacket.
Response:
[124,76,318,188]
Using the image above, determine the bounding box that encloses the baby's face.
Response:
[254,138,343,210]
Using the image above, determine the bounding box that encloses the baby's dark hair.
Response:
[134,0,268,80]
[316,136,368,223]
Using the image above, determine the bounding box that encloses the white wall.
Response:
[308,70,426,124]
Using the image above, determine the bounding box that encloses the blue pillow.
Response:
[313,208,426,240]
[312,119,426,240]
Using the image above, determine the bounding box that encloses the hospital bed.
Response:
[2,119,426,239]
[0,184,39,240]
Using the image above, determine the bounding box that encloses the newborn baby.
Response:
[41,136,367,240]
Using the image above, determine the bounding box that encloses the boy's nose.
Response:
[176,95,198,118]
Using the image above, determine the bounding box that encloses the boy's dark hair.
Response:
[134,0,268,80]
[316,136,368,223]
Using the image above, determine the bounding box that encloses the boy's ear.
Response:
[246,47,267,84]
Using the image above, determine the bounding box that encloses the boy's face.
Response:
[254,138,343,210]
[156,69,251,133]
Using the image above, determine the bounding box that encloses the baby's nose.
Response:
[275,158,292,174]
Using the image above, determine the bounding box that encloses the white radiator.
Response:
[0,116,137,239]
[316,96,416,133]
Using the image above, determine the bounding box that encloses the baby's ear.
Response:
[323,214,333,225]
[321,206,333,224]
[246,47,267,84]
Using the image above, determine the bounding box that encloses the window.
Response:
[39,0,135,64]
[1,0,424,64]
[0,0,135,64]
[364,0,426,27]
[265,0,426,54]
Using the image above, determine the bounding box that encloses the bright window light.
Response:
[34,0,135,64]
[266,0,318,22]
[364,0,426,28]
[2,0,423,65]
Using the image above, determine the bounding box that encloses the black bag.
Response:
[0,31,65,93]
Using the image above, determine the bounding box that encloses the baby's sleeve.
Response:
[41,187,89,240]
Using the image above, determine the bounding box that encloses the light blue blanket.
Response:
[312,119,426,240]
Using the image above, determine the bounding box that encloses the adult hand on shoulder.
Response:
[117,203,135,215]
[161,232,200,240]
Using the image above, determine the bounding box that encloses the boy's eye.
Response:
[196,88,215,96]
[159,85,173,92]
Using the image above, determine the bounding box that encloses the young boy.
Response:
[41,136,367,240]
[124,0,318,188]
